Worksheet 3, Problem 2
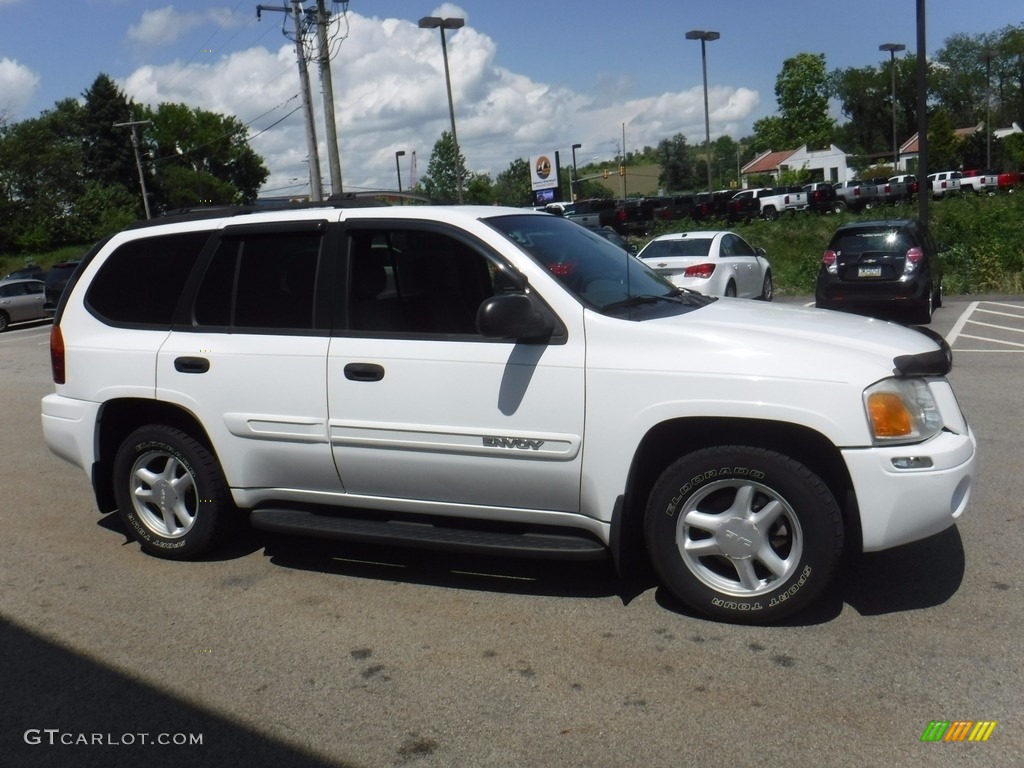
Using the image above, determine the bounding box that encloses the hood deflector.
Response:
[893,326,953,376]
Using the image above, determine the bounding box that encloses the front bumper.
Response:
[843,427,977,551]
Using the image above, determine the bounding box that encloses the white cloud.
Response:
[0,57,40,119]
[127,5,239,48]
[118,8,762,195]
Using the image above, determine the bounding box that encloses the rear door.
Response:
[156,218,342,496]
[326,221,586,516]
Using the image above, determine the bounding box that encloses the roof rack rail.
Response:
[124,190,446,230]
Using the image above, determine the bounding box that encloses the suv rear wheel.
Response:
[644,446,844,623]
[113,425,234,560]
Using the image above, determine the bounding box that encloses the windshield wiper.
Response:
[602,293,682,310]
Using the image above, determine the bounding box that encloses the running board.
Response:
[249,507,608,561]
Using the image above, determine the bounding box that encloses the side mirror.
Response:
[476,293,553,341]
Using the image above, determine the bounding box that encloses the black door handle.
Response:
[174,356,210,374]
[344,363,385,382]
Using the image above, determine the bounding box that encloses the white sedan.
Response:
[636,231,773,300]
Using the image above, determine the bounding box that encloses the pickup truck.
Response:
[960,170,998,195]
[927,171,962,198]
[833,180,879,212]
[566,198,619,230]
[866,177,910,205]
[998,171,1021,193]
[614,197,671,235]
[652,195,697,224]
[802,182,842,213]
[730,186,807,221]
[690,190,735,222]
[889,174,919,197]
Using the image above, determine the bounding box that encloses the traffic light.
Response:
[603,168,609,179]
[619,165,625,177]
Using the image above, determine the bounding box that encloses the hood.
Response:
[586,298,946,384]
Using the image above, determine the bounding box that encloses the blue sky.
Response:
[1,1,1020,195]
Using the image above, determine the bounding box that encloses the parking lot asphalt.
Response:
[1,299,1022,767]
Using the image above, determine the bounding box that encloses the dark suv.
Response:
[815,219,943,324]
[43,260,81,316]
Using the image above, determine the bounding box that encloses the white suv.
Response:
[41,202,977,623]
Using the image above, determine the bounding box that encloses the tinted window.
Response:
[831,227,914,256]
[346,228,496,336]
[193,230,322,331]
[86,233,209,327]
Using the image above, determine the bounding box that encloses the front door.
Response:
[326,223,585,518]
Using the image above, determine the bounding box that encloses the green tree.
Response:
[0,99,86,250]
[81,74,139,194]
[753,53,835,152]
[420,131,470,202]
[655,133,697,191]
[927,109,961,171]
[493,158,532,207]
[464,172,494,205]
[141,102,268,210]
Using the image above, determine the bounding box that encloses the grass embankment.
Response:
[649,192,1024,296]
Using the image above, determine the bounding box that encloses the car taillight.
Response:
[50,324,65,384]
[617,209,627,222]
[822,249,838,274]
[683,263,716,279]
[904,246,923,274]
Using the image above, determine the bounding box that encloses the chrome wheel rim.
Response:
[675,479,803,597]
[128,450,198,538]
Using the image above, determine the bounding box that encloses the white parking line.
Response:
[945,301,979,346]
[948,300,1024,352]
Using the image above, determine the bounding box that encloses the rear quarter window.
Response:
[85,232,210,327]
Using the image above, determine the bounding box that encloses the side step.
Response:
[249,507,608,561]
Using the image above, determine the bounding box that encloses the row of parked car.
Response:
[0,261,80,332]
[548,168,1020,235]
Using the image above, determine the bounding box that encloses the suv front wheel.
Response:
[644,446,844,623]
[113,425,234,560]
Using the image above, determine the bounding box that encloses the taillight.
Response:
[617,208,627,222]
[822,249,838,274]
[683,263,716,279]
[904,246,923,274]
[50,324,65,384]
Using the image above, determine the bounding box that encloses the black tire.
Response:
[762,206,779,222]
[724,281,737,298]
[758,271,774,301]
[833,201,847,214]
[934,282,943,309]
[644,446,843,624]
[113,425,234,560]
[910,284,934,325]
[0,311,8,332]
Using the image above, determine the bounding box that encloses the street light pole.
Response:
[571,143,581,201]
[395,150,406,192]
[686,29,720,195]
[879,43,906,169]
[419,16,465,203]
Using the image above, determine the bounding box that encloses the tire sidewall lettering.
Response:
[665,466,765,517]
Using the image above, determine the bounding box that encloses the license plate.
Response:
[858,266,882,278]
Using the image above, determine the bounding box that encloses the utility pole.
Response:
[257,2,323,201]
[113,118,153,219]
[314,0,343,194]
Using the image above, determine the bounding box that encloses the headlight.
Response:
[864,378,944,444]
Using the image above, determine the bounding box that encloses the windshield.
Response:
[486,214,710,314]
